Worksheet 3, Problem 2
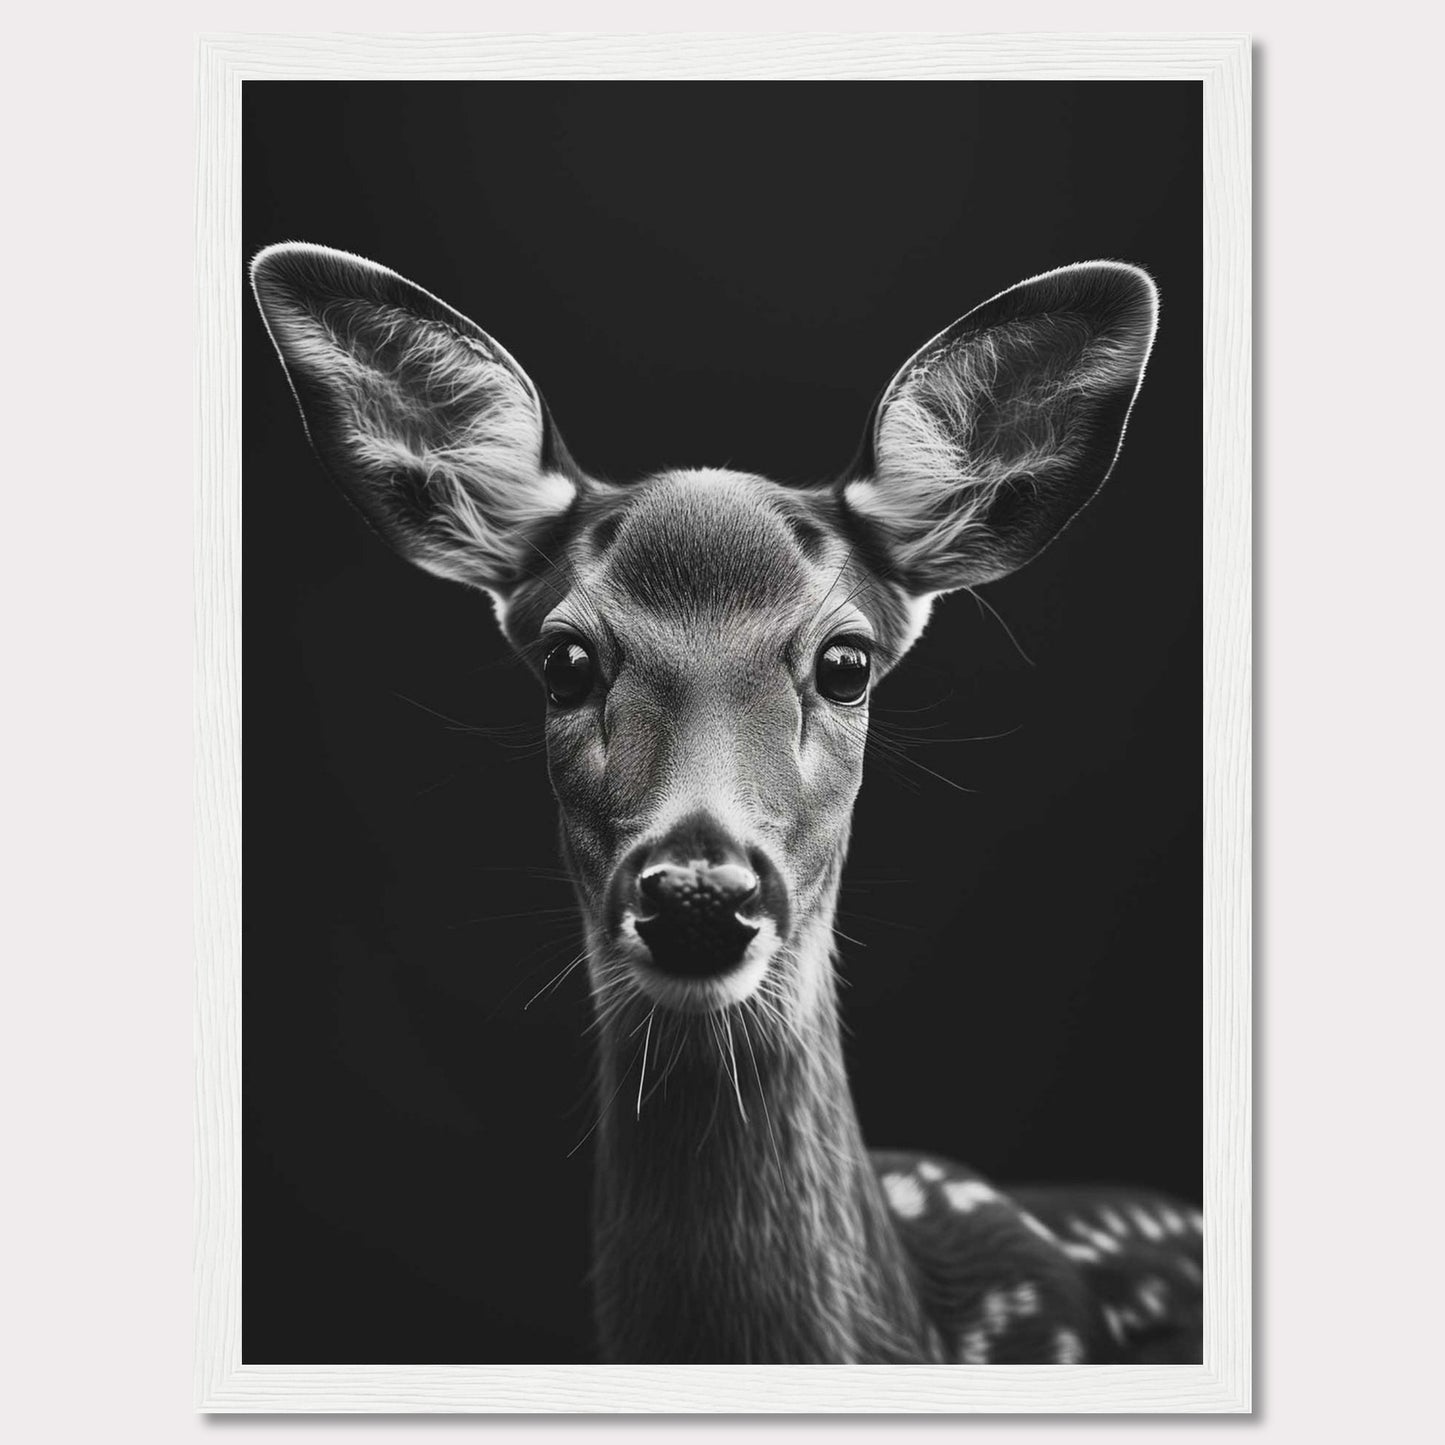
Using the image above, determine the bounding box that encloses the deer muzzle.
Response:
[618,810,786,986]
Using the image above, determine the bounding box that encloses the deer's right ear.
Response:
[843,261,1158,596]
[250,243,577,596]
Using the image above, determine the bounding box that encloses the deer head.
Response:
[251,244,1157,1054]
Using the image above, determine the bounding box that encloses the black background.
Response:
[243,81,1202,1364]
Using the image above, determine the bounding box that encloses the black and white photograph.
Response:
[243,75,1206,1373]
[19,7,1445,1439]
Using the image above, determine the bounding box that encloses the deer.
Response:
[250,243,1203,1365]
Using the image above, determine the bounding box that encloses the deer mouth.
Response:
[620,912,776,1014]
[632,907,761,977]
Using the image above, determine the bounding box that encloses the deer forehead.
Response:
[596,470,837,621]
[515,468,921,667]
[537,470,883,671]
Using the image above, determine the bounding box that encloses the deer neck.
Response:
[587,918,933,1364]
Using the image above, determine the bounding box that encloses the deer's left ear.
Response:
[843,261,1158,594]
[251,242,578,598]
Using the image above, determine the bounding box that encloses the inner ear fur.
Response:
[250,242,579,594]
[844,261,1159,594]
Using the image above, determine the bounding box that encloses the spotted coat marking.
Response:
[882,1171,927,1220]
[942,1179,998,1214]
[1053,1327,1085,1364]
[871,1151,1204,1364]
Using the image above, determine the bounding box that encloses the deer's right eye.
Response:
[815,640,872,706]
[543,639,596,708]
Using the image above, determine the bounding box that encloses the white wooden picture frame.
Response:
[195,31,1250,1413]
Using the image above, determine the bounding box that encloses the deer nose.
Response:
[638,861,760,912]
[634,860,761,977]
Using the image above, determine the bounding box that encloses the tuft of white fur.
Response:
[265,289,573,591]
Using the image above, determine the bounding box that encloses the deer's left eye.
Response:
[544,639,596,708]
[816,642,871,705]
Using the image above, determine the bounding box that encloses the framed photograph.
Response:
[196,33,1250,1412]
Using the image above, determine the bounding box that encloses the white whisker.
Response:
[722,1008,749,1126]
[635,1009,654,1120]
